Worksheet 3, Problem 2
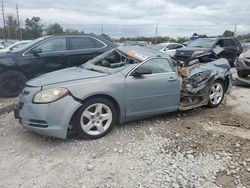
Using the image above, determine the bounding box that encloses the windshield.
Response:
[12,37,47,52]
[188,38,217,48]
[152,43,166,50]
[82,49,141,74]
[183,40,194,46]
[8,41,30,50]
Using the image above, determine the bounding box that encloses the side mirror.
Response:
[132,66,152,77]
[30,48,42,56]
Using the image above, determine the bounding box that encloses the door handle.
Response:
[168,77,177,81]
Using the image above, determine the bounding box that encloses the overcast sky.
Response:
[2,0,250,38]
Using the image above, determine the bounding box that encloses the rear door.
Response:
[28,37,69,77]
[124,58,180,119]
[68,36,107,67]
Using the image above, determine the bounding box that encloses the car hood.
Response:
[177,47,211,52]
[0,51,13,57]
[27,67,108,87]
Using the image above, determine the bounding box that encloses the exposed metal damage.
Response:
[179,65,216,110]
[175,50,232,110]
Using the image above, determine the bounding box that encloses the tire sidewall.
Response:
[0,70,27,97]
[74,98,117,139]
[208,80,225,108]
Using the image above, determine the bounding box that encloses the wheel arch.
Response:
[0,66,28,78]
[215,76,229,92]
[69,94,122,126]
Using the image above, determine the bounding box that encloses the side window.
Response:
[91,38,106,48]
[176,44,183,49]
[223,39,234,47]
[33,38,66,53]
[69,37,95,50]
[216,40,222,47]
[140,58,173,74]
[217,39,234,47]
[166,44,175,50]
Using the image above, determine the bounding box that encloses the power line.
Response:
[16,4,22,40]
[155,23,158,44]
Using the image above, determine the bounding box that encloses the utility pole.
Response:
[155,23,158,45]
[16,4,22,40]
[234,24,237,37]
[1,2,6,41]
[101,24,103,34]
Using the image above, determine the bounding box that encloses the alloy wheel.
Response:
[80,103,113,136]
[209,82,224,105]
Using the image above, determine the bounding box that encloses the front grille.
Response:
[176,51,194,57]
[175,55,189,62]
[175,51,194,62]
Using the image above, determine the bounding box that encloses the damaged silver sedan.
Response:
[14,45,231,139]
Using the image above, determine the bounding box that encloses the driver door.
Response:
[28,37,70,77]
[124,58,180,119]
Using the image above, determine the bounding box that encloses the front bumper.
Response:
[14,88,82,139]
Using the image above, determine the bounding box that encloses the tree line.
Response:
[0,15,84,40]
[1,15,250,43]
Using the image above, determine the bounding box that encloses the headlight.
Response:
[192,50,205,56]
[33,88,69,103]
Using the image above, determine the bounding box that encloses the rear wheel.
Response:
[208,80,225,108]
[74,98,117,139]
[237,70,248,78]
[0,70,27,97]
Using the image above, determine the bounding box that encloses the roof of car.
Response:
[158,42,183,45]
[117,45,170,61]
[49,34,103,38]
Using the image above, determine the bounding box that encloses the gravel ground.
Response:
[0,75,250,188]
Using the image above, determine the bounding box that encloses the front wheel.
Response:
[0,70,27,97]
[74,98,117,139]
[208,80,225,108]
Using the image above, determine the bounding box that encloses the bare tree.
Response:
[5,13,18,40]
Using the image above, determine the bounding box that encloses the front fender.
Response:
[0,57,17,73]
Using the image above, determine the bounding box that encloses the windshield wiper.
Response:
[192,45,204,48]
[85,68,104,73]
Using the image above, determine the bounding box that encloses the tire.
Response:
[74,98,117,139]
[208,80,225,108]
[237,70,248,78]
[0,70,27,97]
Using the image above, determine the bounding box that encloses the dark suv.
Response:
[0,34,116,97]
[175,37,243,66]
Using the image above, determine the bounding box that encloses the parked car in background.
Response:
[235,49,250,78]
[0,40,31,53]
[2,40,16,48]
[14,45,231,139]
[152,42,184,56]
[175,37,243,67]
[0,34,116,97]
[0,42,5,49]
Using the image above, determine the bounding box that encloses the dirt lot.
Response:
[0,74,250,188]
